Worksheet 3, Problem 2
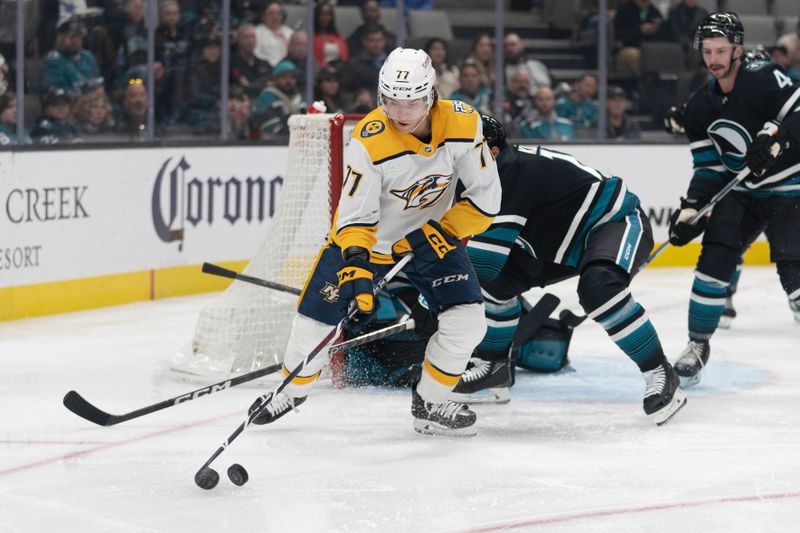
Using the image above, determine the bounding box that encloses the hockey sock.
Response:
[579,262,665,372]
[282,314,335,398]
[688,271,729,340]
[418,303,486,403]
[590,289,665,372]
[476,291,521,362]
[727,259,743,297]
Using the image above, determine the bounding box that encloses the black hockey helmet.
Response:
[693,11,744,51]
[481,114,507,151]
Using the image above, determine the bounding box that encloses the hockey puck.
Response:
[227,463,249,486]
[194,467,220,490]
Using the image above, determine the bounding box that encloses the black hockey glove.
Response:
[337,247,376,332]
[746,123,791,183]
[668,198,707,246]
[663,104,686,135]
[391,219,458,268]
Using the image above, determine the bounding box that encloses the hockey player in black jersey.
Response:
[453,115,687,425]
[668,12,800,387]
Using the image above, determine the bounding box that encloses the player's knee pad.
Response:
[283,314,333,396]
[776,260,800,298]
[425,302,486,372]
[577,261,629,315]
[696,242,742,282]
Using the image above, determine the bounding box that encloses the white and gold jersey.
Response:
[331,100,502,263]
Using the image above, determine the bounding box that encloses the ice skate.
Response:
[673,339,710,388]
[412,386,477,437]
[250,392,307,425]
[450,357,512,404]
[790,299,800,323]
[718,296,737,329]
[643,361,687,425]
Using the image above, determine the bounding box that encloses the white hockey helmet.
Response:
[378,47,436,111]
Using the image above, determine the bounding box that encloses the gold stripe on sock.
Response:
[422,359,461,387]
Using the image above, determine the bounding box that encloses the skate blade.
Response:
[677,371,702,388]
[449,387,511,405]
[650,388,687,426]
[412,419,477,437]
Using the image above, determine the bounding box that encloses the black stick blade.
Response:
[195,467,220,490]
[559,309,588,329]
[513,293,561,346]
[202,262,236,279]
[63,391,116,426]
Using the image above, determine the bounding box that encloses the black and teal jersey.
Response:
[683,60,800,201]
[467,144,640,280]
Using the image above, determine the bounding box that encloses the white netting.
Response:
[169,114,355,380]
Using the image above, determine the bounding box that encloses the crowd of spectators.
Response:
[0,0,798,146]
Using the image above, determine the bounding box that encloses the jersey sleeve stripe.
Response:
[493,214,528,226]
[691,148,721,164]
[777,85,800,122]
[466,239,512,255]
[689,139,713,149]
[694,167,730,182]
[461,196,499,217]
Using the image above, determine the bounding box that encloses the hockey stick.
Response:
[62,317,415,427]
[645,167,751,266]
[194,254,414,490]
[512,293,561,346]
[202,262,302,295]
[62,363,282,427]
[330,315,415,352]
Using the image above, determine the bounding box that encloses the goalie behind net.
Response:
[169,113,360,380]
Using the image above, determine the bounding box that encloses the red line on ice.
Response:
[462,491,800,532]
[0,412,237,478]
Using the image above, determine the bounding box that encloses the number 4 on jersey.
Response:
[773,69,793,89]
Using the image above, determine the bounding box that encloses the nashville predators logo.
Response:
[390,174,452,210]
[361,120,385,138]
[320,282,340,303]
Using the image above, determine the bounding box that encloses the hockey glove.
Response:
[746,122,790,183]
[668,198,707,246]
[391,220,458,267]
[337,247,376,332]
[663,104,685,135]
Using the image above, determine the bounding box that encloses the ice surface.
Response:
[1,267,799,532]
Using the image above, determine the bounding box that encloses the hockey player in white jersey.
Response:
[249,48,501,436]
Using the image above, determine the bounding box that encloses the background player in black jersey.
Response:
[453,115,687,425]
[668,12,800,387]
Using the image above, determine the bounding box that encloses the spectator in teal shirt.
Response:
[0,93,32,145]
[41,18,101,96]
[555,74,598,129]
[255,61,307,135]
[520,86,575,141]
[449,63,492,115]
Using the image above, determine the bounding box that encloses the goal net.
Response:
[169,113,363,381]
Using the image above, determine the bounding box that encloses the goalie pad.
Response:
[512,317,573,373]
